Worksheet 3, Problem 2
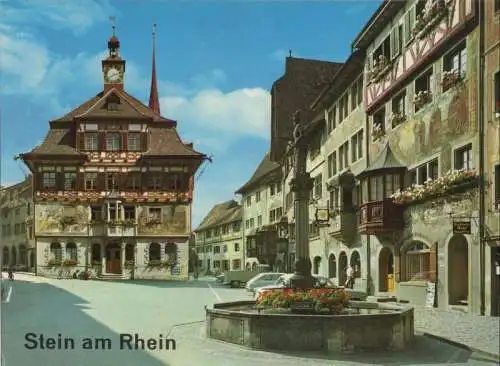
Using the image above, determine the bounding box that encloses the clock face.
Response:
[106,67,122,83]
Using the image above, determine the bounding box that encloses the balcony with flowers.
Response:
[441,70,464,92]
[413,0,449,40]
[389,112,406,128]
[414,91,432,111]
[368,55,393,84]
[390,169,479,205]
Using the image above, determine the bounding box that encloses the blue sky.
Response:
[0,0,381,227]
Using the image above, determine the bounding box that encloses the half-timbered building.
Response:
[353,0,484,314]
[18,31,206,280]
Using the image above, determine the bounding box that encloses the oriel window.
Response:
[41,172,56,189]
[85,173,98,190]
[106,133,121,151]
[124,206,135,220]
[106,173,119,191]
[64,172,77,190]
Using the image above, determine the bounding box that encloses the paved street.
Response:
[1,273,498,366]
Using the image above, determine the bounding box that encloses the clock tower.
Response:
[102,27,125,92]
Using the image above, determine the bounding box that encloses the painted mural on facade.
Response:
[137,204,188,235]
[35,204,89,234]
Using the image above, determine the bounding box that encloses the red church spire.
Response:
[148,23,161,115]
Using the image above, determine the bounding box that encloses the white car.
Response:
[245,272,285,292]
[254,274,367,301]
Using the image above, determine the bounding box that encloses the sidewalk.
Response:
[414,307,500,360]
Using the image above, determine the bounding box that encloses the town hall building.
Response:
[18,28,207,280]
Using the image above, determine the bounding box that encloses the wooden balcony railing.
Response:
[359,199,405,235]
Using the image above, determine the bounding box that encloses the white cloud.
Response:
[0,0,115,35]
[160,88,271,141]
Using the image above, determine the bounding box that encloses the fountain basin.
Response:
[206,300,414,353]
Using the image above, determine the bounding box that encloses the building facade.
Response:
[1,177,35,271]
[236,153,285,271]
[351,0,490,314]
[483,0,500,316]
[18,31,206,280]
[194,200,243,274]
[304,50,368,290]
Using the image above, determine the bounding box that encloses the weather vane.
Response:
[109,16,116,36]
[153,23,157,38]
[289,49,292,57]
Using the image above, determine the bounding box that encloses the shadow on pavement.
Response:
[1,280,167,366]
[100,279,232,290]
[272,335,494,365]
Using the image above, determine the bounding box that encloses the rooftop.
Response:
[195,200,243,232]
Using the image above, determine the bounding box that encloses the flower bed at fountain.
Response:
[206,297,415,353]
[256,288,350,314]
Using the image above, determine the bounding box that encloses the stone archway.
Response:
[379,247,394,292]
[350,251,361,278]
[245,262,251,271]
[328,254,337,279]
[313,256,321,275]
[448,234,469,305]
[251,262,257,271]
[338,251,348,286]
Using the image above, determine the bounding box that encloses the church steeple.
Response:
[148,23,161,115]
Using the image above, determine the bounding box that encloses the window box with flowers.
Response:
[413,0,448,40]
[89,219,105,225]
[256,288,351,314]
[391,169,479,205]
[368,55,393,84]
[441,70,463,91]
[63,259,78,266]
[146,218,162,226]
[495,100,500,119]
[147,260,163,267]
[389,112,406,127]
[371,123,385,140]
[414,91,432,111]
[47,259,62,267]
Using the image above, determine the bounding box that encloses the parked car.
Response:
[245,272,285,292]
[220,264,272,288]
[254,274,367,301]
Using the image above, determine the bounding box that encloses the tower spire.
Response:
[148,23,161,115]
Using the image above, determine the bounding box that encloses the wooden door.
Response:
[106,248,121,274]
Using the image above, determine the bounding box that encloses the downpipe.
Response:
[478,0,486,316]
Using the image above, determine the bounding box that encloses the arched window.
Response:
[350,251,361,278]
[125,243,135,262]
[149,243,161,261]
[50,242,62,263]
[403,241,430,281]
[66,242,77,260]
[11,247,17,265]
[313,256,321,274]
[328,254,337,278]
[2,247,9,265]
[165,242,178,265]
[19,245,27,265]
[91,243,101,263]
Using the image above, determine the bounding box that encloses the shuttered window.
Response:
[404,7,415,45]
[391,25,402,59]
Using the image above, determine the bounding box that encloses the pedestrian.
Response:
[8,268,14,281]
[345,264,354,289]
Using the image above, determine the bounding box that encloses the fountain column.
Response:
[289,110,314,289]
